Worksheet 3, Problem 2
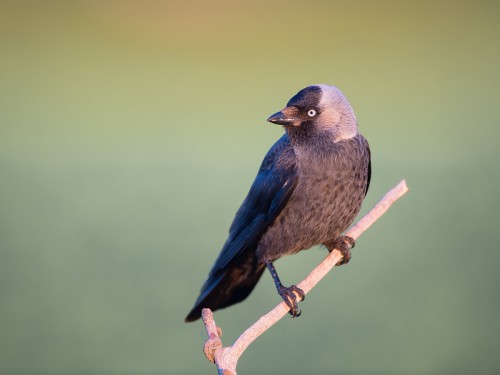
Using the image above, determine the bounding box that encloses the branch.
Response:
[201,180,409,375]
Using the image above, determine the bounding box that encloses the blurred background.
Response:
[1,1,499,374]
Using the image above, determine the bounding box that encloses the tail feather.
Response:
[185,260,265,322]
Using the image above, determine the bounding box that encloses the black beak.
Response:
[267,111,294,126]
[266,106,299,126]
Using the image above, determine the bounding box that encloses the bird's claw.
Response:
[278,285,305,318]
[333,235,355,266]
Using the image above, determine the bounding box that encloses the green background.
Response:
[1,1,499,374]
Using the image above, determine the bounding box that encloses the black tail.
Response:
[185,258,265,322]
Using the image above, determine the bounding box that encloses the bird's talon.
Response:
[333,235,355,266]
[291,285,305,301]
[278,285,304,318]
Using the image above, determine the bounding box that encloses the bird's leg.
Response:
[265,260,305,318]
[328,235,355,266]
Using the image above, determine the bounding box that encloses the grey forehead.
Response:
[286,86,322,109]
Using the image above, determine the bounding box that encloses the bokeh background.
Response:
[1,1,499,374]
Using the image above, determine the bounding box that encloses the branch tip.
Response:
[202,308,223,363]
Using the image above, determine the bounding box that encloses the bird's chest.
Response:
[258,150,362,261]
[291,155,356,230]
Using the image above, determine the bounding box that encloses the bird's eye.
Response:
[307,109,317,117]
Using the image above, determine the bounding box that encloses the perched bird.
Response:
[185,84,371,322]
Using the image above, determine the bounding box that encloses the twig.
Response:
[201,180,409,375]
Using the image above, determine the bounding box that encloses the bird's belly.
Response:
[257,169,365,262]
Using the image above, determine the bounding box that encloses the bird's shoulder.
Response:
[229,134,297,234]
[259,134,296,173]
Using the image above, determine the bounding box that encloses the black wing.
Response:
[185,135,298,321]
[218,135,297,269]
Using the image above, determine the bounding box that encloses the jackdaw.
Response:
[185,84,371,322]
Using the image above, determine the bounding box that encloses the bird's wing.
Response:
[193,135,298,302]
[216,134,298,269]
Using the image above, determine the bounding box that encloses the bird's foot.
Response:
[332,235,355,266]
[278,284,305,318]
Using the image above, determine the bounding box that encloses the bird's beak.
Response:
[267,106,300,127]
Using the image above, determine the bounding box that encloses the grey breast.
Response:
[257,134,369,262]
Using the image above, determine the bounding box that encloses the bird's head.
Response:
[267,84,358,141]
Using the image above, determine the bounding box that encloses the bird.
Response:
[185,84,371,322]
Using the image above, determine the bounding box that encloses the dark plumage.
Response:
[185,84,371,322]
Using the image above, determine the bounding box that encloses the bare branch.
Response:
[201,180,409,374]
[202,309,222,364]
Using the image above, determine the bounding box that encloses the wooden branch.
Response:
[201,180,409,375]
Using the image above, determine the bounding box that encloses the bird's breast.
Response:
[257,137,369,262]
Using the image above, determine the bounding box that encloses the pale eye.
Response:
[307,109,317,117]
